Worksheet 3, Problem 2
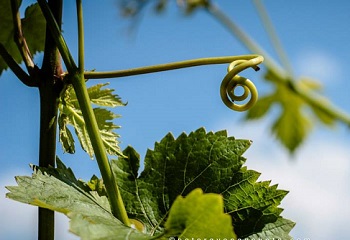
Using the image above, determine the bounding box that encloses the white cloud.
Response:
[294,49,343,85]
[214,118,350,239]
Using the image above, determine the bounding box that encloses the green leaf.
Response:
[164,188,237,238]
[6,158,150,240]
[58,84,125,158]
[87,175,107,197]
[113,128,294,238]
[0,2,45,76]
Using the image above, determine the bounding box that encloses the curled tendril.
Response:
[220,55,264,111]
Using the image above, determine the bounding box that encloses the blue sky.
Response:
[1,1,350,239]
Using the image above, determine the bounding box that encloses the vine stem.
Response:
[70,73,131,226]
[38,0,64,239]
[84,55,261,79]
[38,0,130,226]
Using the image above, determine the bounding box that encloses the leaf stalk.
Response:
[70,73,131,225]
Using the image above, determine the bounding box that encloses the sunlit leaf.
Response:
[58,84,124,158]
[164,188,237,238]
[88,83,125,107]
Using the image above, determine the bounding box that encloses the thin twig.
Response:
[206,2,287,78]
[10,0,36,74]
[252,0,294,76]
[77,0,84,72]
[0,43,36,87]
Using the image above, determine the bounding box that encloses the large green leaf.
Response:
[0,1,46,76]
[58,83,125,158]
[6,158,150,240]
[113,128,294,238]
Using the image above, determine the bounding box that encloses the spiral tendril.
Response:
[220,55,264,111]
